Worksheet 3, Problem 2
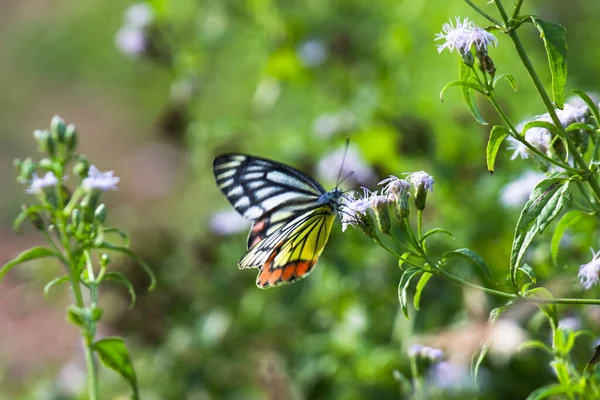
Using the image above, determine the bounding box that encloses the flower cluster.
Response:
[341,172,434,236]
[578,248,600,290]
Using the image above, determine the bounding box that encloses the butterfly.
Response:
[212,154,344,288]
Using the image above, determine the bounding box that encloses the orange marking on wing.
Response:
[248,219,269,249]
[256,258,317,288]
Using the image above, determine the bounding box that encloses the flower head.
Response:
[465,27,498,52]
[26,172,58,194]
[435,17,474,54]
[340,188,377,237]
[407,171,434,193]
[82,165,120,192]
[379,175,410,199]
[115,27,147,57]
[408,344,444,362]
[578,248,600,290]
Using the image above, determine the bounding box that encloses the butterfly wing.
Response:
[212,154,327,248]
[240,207,336,288]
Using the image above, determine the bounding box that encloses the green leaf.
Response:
[486,126,511,173]
[526,384,571,400]
[524,287,558,327]
[66,305,86,328]
[459,61,487,125]
[443,248,493,283]
[551,359,571,386]
[420,228,454,246]
[398,252,412,270]
[413,272,432,311]
[518,264,536,283]
[103,271,137,309]
[397,268,421,319]
[97,242,156,290]
[510,178,571,286]
[573,90,600,124]
[519,340,553,355]
[0,246,61,283]
[565,122,595,133]
[522,120,562,136]
[94,337,139,399]
[532,18,567,108]
[551,210,588,266]
[44,275,70,297]
[585,345,600,373]
[492,74,518,91]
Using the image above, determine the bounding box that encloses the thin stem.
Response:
[374,236,424,270]
[487,94,579,174]
[409,356,424,398]
[511,0,524,20]
[385,232,419,256]
[417,211,423,241]
[494,0,600,202]
[463,0,504,27]
[439,269,517,299]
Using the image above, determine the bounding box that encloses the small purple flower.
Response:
[82,165,120,192]
[465,27,497,52]
[435,17,474,54]
[340,188,376,232]
[379,175,411,201]
[26,172,58,194]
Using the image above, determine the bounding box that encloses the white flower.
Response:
[379,175,411,200]
[435,17,474,54]
[500,170,545,207]
[317,145,375,186]
[26,172,58,194]
[298,39,328,67]
[340,188,375,232]
[407,171,434,193]
[578,248,600,290]
[507,136,529,160]
[465,27,497,52]
[82,165,120,192]
[124,3,154,28]
[115,26,146,57]
[209,210,250,235]
[558,316,582,331]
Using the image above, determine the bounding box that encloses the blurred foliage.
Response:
[2,0,600,399]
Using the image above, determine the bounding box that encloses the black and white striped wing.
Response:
[212,154,326,247]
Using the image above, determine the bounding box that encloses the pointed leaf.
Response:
[551,210,587,266]
[398,268,421,319]
[573,90,600,124]
[486,126,510,172]
[103,271,137,309]
[458,61,487,125]
[518,264,537,284]
[492,74,518,91]
[443,248,493,283]
[420,228,454,246]
[471,342,491,388]
[413,272,432,311]
[97,242,156,290]
[44,275,70,297]
[66,305,86,328]
[94,337,139,399]
[526,384,571,400]
[510,178,571,286]
[532,18,567,108]
[0,246,61,283]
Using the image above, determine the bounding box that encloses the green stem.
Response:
[417,211,423,241]
[487,94,579,174]
[409,355,424,398]
[55,166,99,400]
[494,0,600,202]
[439,269,516,299]
[463,0,504,27]
[511,0,524,20]
[384,232,419,256]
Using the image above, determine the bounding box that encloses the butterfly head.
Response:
[320,187,344,215]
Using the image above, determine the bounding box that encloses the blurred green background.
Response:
[1,0,600,399]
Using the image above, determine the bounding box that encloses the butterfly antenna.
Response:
[335,138,351,188]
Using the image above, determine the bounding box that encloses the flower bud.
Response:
[100,253,111,266]
[477,49,496,76]
[50,115,67,143]
[74,155,90,178]
[71,208,82,227]
[33,129,51,153]
[407,171,434,211]
[22,205,45,231]
[38,158,53,170]
[17,157,35,183]
[459,49,474,68]
[370,195,391,234]
[94,204,107,223]
[65,124,78,153]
